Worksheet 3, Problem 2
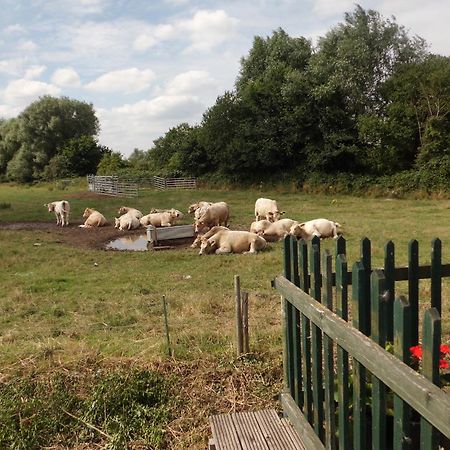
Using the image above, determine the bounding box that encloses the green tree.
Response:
[96,151,128,175]
[4,96,99,182]
[201,29,314,178]
[0,119,21,176]
[307,5,427,173]
[150,123,208,177]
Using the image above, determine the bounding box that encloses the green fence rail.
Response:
[273,235,450,450]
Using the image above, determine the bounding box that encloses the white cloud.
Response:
[4,24,25,35]
[4,79,61,107]
[133,34,158,52]
[51,67,81,87]
[97,94,205,153]
[0,103,22,118]
[24,65,46,79]
[0,58,25,76]
[18,40,38,52]
[312,0,355,18]
[180,10,239,53]
[41,0,108,15]
[164,0,190,5]
[85,68,155,93]
[165,70,216,95]
[133,10,238,54]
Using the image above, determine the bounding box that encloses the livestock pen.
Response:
[274,235,450,449]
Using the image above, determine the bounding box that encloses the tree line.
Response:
[1,6,450,191]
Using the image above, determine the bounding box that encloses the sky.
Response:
[1,0,449,158]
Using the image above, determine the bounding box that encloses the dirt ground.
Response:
[0,221,194,251]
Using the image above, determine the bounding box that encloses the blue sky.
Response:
[1,0,449,157]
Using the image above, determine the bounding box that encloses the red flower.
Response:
[410,343,450,371]
[410,345,422,359]
[439,359,449,370]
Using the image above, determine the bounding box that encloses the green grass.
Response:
[0,181,449,448]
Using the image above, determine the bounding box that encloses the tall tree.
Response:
[201,29,314,178]
[308,5,428,173]
[4,96,99,182]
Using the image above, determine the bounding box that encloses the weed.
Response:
[0,202,11,209]
[0,369,173,449]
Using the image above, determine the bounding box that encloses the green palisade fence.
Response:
[275,235,450,450]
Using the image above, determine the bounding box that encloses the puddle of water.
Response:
[106,235,149,251]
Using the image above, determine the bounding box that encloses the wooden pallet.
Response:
[209,409,306,450]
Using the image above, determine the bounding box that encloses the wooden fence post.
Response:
[393,295,413,450]
[162,295,172,357]
[234,275,243,356]
[420,308,441,449]
[310,236,324,442]
[242,292,249,354]
[371,269,388,450]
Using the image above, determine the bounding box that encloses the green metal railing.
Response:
[273,235,450,450]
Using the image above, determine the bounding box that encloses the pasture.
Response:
[0,181,449,448]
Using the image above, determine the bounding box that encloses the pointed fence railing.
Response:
[273,235,450,450]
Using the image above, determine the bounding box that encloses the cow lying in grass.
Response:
[79,208,107,228]
[140,209,183,227]
[117,206,143,219]
[45,200,70,227]
[290,218,342,240]
[114,213,140,230]
[191,225,229,248]
[199,228,267,255]
[262,218,300,242]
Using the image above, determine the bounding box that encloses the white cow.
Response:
[191,225,229,248]
[45,200,70,226]
[140,209,182,227]
[262,218,300,242]
[188,201,212,219]
[79,207,107,228]
[194,202,230,233]
[117,206,143,219]
[254,198,284,222]
[199,229,267,255]
[290,218,342,240]
[114,213,140,230]
[249,219,272,235]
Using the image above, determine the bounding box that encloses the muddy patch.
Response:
[0,221,196,251]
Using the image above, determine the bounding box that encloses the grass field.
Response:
[0,180,449,448]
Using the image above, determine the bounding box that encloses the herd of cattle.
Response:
[44,198,342,255]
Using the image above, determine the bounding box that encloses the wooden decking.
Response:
[209,409,306,450]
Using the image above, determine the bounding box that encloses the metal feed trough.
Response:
[146,224,195,247]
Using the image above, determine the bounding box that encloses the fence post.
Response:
[242,292,249,354]
[283,237,293,393]
[393,296,413,450]
[352,260,368,450]
[408,240,419,346]
[234,275,243,356]
[336,253,350,450]
[384,241,395,342]
[322,250,336,450]
[371,269,388,450]
[290,236,302,406]
[310,236,324,442]
[420,308,441,449]
[299,239,312,422]
[431,239,442,316]
[162,295,172,357]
